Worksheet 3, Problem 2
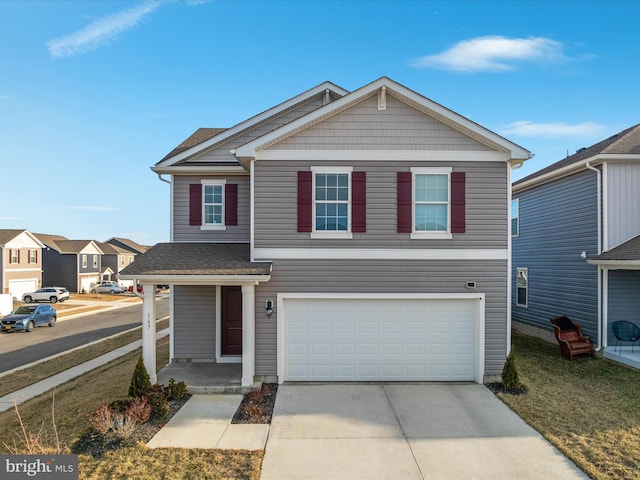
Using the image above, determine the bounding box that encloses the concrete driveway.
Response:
[261,384,588,480]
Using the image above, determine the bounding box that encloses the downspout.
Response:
[585,161,602,351]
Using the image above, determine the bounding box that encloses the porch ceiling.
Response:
[118,243,272,281]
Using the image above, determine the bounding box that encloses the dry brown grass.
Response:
[498,330,640,480]
[0,336,262,479]
[0,319,169,398]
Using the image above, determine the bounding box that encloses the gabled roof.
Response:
[105,237,149,254]
[54,240,104,255]
[588,234,640,269]
[234,76,532,163]
[514,124,640,192]
[33,233,69,251]
[0,229,44,248]
[154,81,349,169]
[118,243,271,282]
[96,242,130,255]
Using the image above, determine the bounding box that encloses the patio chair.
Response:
[611,321,640,353]
[550,315,595,360]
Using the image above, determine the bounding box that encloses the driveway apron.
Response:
[261,384,588,480]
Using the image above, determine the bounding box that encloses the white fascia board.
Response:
[151,165,248,175]
[155,81,349,167]
[78,241,104,255]
[235,77,531,161]
[253,248,507,261]
[116,274,271,284]
[253,150,508,162]
[278,292,485,301]
[587,259,640,269]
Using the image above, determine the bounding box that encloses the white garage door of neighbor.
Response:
[282,295,482,382]
[81,276,98,293]
[8,279,38,301]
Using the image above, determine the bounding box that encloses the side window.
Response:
[10,249,19,264]
[516,268,528,307]
[203,182,224,226]
[82,255,87,268]
[512,199,519,236]
[29,249,37,264]
[120,256,125,267]
[93,255,98,268]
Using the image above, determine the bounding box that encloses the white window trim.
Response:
[201,179,227,231]
[410,167,452,240]
[82,255,87,268]
[512,198,520,237]
[28,249,37,264]
[93,255,98,268]
[516,267,528,307]
[10,249,19,264]
[310,166,353,239]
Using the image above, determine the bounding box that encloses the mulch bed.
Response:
[232,383,278,424]
[72,395,191,457]
[486,382,528,396]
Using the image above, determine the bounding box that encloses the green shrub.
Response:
[146,384,169,419]
[164,378,188,401]
[128,356,151,398]
[501,346,522,390]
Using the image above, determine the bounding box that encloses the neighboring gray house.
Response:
[120,77,532,386]
[96,242,134,288]
[105,237,149,256]
[512,124,640,368]
[35,234,104,293]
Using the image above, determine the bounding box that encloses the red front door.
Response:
[221,286,242,356]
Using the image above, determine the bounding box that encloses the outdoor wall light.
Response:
[265,300,273,317]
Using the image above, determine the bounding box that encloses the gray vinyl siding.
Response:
[512,170,599,338]
[606,270,640,346]
[254,259,508,377]
[173,175,250,242]
[606,162,640,249]
[41,252,77,292]
[186,94,333,163]
[254,160,508,249]
[273,93,494,151]
[173,285,216,360]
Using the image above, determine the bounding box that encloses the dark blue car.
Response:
[1,304,57,332]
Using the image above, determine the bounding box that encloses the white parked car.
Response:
[22,287,70,304]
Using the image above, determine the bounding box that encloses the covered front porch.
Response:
[118,243,271,389]
[588,234,640,370]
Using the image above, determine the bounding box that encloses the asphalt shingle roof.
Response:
[0,229,27,246]
[514,124,640,186]
[592,234,640,261]
[160,128,228,162]
[119,243,271,276]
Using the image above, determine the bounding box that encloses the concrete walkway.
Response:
[261,384,588,480]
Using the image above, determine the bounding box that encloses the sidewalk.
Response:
[0,328,169,414]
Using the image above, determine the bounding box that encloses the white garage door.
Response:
[281,294,483,382]
[8,279,38,301]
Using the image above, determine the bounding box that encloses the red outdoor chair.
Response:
[550,315,595,360]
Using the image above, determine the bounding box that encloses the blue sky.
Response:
[1,0,639,245]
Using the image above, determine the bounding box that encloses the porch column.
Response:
[241,283,255,387]
[141,283,157,384]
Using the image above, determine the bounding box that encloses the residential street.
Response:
[0,297,168,373]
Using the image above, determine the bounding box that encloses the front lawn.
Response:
[500,330,640,480]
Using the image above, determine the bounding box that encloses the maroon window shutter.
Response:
[225,183,238,226]
[397,172,412,233]
[451,172,466,233]
[351,171,366,233]
[298,171,313,232]
[189,184,202,226]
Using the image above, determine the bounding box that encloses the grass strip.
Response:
[0,319,169,398]
[498,330,640,480]
[0,337,262,479]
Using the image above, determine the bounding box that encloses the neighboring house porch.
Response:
[118,243,271,386]
[589,234,640,369]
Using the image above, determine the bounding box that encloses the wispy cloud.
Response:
[65,206,118,212]
[410,35,566,73]
[47,1,161,58]
[499,121,605,138]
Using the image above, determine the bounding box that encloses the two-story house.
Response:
[96,242,134,287]
[0,229,44,300]
[120,77,532,387]
[512,124,640,368]
[35,234,104,293]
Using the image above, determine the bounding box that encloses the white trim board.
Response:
[253,248,508,261]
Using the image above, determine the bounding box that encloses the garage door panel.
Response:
[283,297,478,382]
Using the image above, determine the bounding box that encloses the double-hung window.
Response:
[93,255,98,268]
[10,249,19,264]
[411,167,452,239]
[203,180,225,227]
[82,255,87,268]
[516,268,528,307]
[29,249,37,264]
[311,167,352,238]
[512,199,519,236]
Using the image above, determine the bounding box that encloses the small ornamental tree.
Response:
[501,346,522,391]
[129,355,151,398]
